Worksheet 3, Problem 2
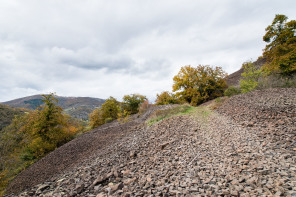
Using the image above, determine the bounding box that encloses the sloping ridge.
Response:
[6,88,296,196]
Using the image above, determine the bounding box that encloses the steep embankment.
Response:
[6,88,296,196]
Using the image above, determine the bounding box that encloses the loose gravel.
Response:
[5,88,296,196]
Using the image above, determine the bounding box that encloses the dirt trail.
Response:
[6,88,296,196]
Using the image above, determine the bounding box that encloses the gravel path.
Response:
[6,88,296,196]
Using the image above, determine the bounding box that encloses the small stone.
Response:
[230,190,239,196]
[111,182,124,193]
[122,170,131,176]
[146,176,152,182]
[93,176,106,185]
[76,184,85,194]
[123,177,136,185]
[96,193,106,197]
[231,179,239,185]
[130,151,137,158]
[94,185,101,191]
[222,189,230,195]
[274,191,282,196]
[36,184,50,193]
[246,176,257,185]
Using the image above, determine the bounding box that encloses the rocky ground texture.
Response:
[6,88,296,196]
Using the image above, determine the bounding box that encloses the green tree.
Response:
[239,62,263,93]
[89,108,104,129]
[122,94,147,114]
[89,97,120,128]
[155,91,179,105]
[21,94,78,159]
[0,94,79,194]
[172,65,227,106]
[263,14,296,76]
[101,97,120,121]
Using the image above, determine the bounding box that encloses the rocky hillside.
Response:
[2,95,105,120]
[5,88,296,196]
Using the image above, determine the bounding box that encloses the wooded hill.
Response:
[2,95,105,120]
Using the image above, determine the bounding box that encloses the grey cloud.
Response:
[1,0,296,102]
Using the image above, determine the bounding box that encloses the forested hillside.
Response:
[0,104,26,131]
[2,95,105,120]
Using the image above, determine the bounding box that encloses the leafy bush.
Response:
[89,97,120,128]
[122,94,147,114]
[224,86,241,97]
[240,61,263,93]
[155,91,179,105]
[173,65,227,106]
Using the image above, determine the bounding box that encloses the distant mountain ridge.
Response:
[2,95,105,120]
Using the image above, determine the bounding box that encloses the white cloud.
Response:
[0,0,296,102]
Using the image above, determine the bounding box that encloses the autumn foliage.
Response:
[263,14,296,76]
[0,94,80,195]
[172,65,227,106]
[89,94,148,129]
[155,91,179,105]
[89,97,120,128]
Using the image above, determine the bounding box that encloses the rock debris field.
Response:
[5,88,296,196]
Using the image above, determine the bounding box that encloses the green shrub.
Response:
[224,86,241,97]
[89,97,120,128]
[240,61,263,93]
[155,91,179,105]
[122,94,147,114]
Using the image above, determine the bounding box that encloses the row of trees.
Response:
[156,14,295,103]
[89,94,147,128]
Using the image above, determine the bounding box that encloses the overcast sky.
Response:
[0,0,295,102]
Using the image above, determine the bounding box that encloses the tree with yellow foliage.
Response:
[155,91,179,105]
[173,65,227,106]
[263,14,296,76]
[89,96,120,128]
[0,94,79,194]
[20,93,78,159]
